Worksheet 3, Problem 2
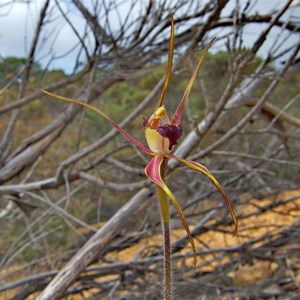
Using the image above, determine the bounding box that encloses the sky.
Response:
[0,0,299,74]
[0,0,88,73]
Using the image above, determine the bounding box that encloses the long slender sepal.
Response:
[167,154,238,236]
[42,90,154,155]
[145,155,198,266]
[156,17,175,109]
[172,38,216,125]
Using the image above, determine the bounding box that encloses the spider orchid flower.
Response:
[42,18,238,267]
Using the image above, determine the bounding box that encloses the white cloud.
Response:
[0,1,34,57]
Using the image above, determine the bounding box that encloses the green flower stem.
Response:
[157,158,172,300]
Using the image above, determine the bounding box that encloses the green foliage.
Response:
[0,56,43,79]
[271,73,300,110]
[0,56,27,74]
[43,217,72,248]
[139,65,165,89]
[105,82,148,120]
[17,243,43,262]
[0,56,67,100]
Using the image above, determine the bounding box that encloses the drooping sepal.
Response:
[145,155,198,266]
[166,154,238,236]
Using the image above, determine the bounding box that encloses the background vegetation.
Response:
[0,0,299,299]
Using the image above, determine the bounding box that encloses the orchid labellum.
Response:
[42,17,238,273]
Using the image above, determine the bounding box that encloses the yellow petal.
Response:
[145,127,170,155]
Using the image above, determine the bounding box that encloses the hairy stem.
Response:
[161,219,172,300]
[157,158,172,300]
